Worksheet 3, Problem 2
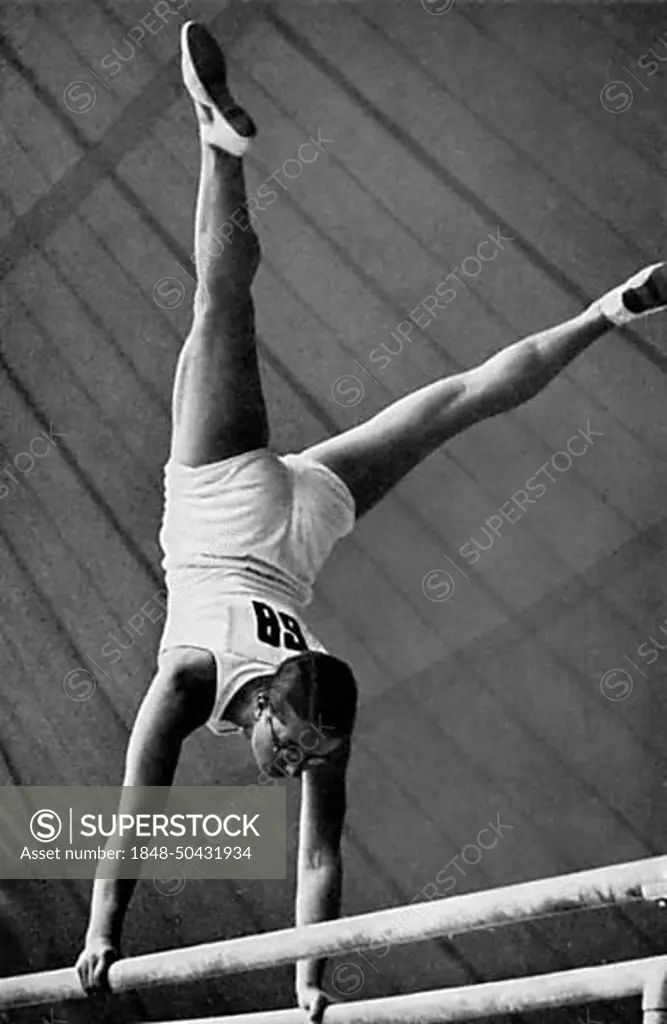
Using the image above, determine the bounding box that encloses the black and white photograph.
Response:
[0,0,667,1022]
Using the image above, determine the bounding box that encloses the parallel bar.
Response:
[149,954,666,1023]
[644,963,667,1024]
[0,855,665,1009]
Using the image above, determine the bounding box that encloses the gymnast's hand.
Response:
[297,983,332,1022]
[75,936,120,995]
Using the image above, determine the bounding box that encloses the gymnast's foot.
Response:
[181,21,256,155]
[593,262,667,326]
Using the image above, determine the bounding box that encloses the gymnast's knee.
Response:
[195,225,261,304]
[191,274,258,334]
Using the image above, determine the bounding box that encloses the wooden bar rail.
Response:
[0,855,665,1010]
[147,955,667,1023]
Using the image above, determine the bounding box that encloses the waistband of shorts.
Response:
[160,591,305,618]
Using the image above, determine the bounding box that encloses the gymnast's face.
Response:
[252,703,344,779]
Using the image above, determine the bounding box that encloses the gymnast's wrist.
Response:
[295,960,323,993]
[85,921,121,948]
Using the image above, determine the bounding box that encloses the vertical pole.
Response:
[643,964,667,1024]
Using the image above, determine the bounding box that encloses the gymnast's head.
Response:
[246,652,358,779]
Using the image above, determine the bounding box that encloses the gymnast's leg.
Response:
[303,265,667,517]
[171,23,265,467]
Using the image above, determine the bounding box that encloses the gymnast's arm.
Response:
[295,744,350,1021]
[76,656,215,994]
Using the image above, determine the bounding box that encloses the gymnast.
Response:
[76,20,667,1022]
